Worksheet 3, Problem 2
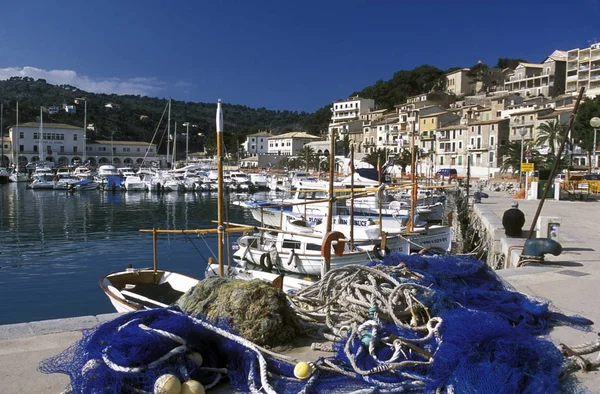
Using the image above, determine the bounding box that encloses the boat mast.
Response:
[14,101,18,166]
[350,144,355,251]
[409,128,416,233]
[172,122,177,170]
[39,107,43,165]
[326,128,335,234]
[216,99,225,276]
[166,99,171,167]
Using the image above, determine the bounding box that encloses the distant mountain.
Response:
[0,77,310,155]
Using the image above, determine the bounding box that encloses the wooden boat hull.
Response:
[100,268,199,313]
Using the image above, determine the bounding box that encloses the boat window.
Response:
[315,191,327,199]
[306,243,321,251]
[282,240,301,249]
[297,192,306,199]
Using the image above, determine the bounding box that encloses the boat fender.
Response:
[260,253,273,272]
[418,246,447,256]
[375,184,386,203]
[373,243,390,259]
[287,249,297,266]
[321,231,346,260]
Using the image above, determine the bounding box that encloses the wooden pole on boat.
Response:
[216,99,225,277]
[326,129,335,233]
[350,144,355,251]
[377,155,383,238]
[152,227,158,282]
[409,130,416,233]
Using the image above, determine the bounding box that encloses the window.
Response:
[458,156,463,165]
[306,243,321,251]
[19,131,24,139]
[73,147,78,153]
[34,133,38,139]
[33,145,38,152]
[458,141,463,149]
[73,134,78,141]
[490,136,495,146]
[19,145,24,152]
[60,146,64,153]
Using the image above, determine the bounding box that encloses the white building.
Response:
[7,122,159,167]
[267,132,321,156]
[242,132,272,155]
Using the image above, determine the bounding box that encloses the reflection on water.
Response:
[0,183,256,324]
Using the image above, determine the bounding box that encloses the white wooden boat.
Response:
[100,268,200,313]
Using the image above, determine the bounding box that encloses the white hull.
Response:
[100,268,200,313]
[8,173,28,182]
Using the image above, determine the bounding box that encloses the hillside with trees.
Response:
[0,77,310,156]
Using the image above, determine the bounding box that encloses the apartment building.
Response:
[465,119,509,168]
[565,43,600,97]
[446,68,473,96]
[503,52,566,98]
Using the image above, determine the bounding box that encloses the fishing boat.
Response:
[100,100,309,313]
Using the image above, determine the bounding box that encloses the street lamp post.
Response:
[75,98,87,163]
[519,127,527,190]
[590,117,600,172]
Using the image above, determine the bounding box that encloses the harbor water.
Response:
[0,183,255,325]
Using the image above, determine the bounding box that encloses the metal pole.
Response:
[83,100,87,163]
[594,127,598,173]
[466,150,471,209]
[1,102,3,167]
[520,134,524,190]
[166,99,171,167]
[216,100,225,277]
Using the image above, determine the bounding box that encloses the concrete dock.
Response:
[1,189,600,393]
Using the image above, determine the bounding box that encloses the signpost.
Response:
[521,162,534,172]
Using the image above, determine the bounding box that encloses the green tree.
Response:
[496,58,528,70]
[394,148,412,174]
[298,145,315,172]
[573,98,600,166]
[499,140,526,175]
[362,148,388,169]
[535,120,565,156]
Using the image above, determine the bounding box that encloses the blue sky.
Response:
[1,0,599,112]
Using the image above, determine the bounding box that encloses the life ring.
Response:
[321,231,346,260]
[260,253,273,272]
[373,243,390,259]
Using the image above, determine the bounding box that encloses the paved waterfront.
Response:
[1,189,600,392]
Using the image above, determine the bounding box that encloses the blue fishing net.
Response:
[39,253,592,393]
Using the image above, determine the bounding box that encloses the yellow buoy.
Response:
[153,374,181,394]
[181,380,206,394]
[188,352,203,366]
[293,361,315,379]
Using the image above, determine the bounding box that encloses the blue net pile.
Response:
[40,253,593,393]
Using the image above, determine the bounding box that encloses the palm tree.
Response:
[298,145,315,172]
[499,141,525,175]
[535,120,565,156]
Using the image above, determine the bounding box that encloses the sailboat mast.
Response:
[39,107,43,164]
[166,99,171,167]
[216,99,225,276]
[14,101,18,166]
[172,122,177,169]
